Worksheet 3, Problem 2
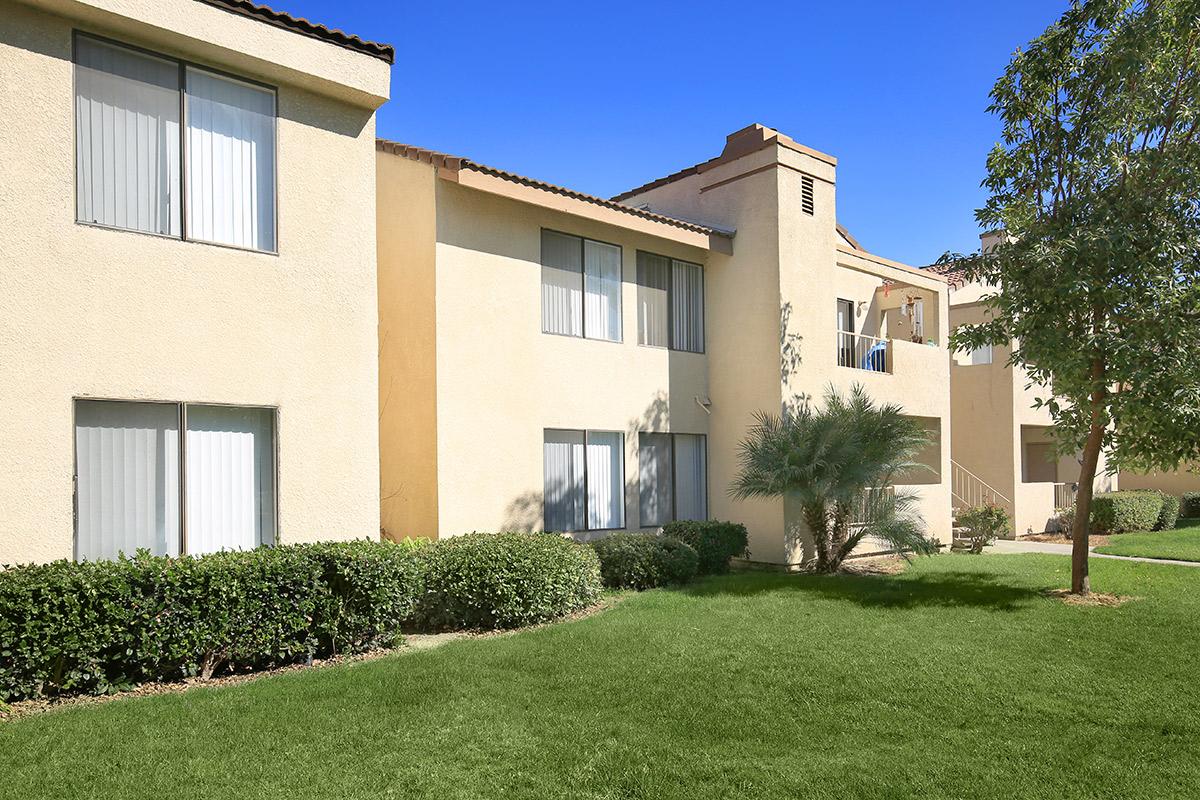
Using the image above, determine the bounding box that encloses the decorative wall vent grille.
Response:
[801,175,815,216]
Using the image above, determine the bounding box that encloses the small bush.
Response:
[1155,494,1182,531]
[1052,505,1076,537]
[414,533,601,631]
[660,520,750,575]
[955,504,1011,554]
[1090,491,1164,534]
[0,540,422,702]
[1182,492,1200,519]
[590,533,699,590]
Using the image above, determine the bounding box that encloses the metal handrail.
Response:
[836,331,890,373]
[951,460,1011,510]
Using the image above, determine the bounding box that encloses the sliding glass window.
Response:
[638,433,707,527]
[543,429,625,532]
[636,251,704,352]
[541,230,621,342]
[74,34,277,252]
[74,399,276,561]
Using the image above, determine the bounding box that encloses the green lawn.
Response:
[3,554,1200,799]
[1095,518,1200,562]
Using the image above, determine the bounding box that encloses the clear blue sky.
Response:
[281,1,1064,266]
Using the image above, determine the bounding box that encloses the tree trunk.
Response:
[1071,357,1108,595]
[803,503,831,572]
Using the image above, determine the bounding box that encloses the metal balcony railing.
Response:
[836,331,890,373]
[1054,482,1078,509]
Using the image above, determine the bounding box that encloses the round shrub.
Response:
[660,520,750,575]
[414,533,601,631]
[1183,492,1200,519]
[590,533,699,590]
[1090,491,1164,534]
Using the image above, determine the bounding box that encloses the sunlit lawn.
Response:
[1094,518,1200,562]
[3,554,1199,799]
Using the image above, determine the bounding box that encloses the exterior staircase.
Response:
[950,460,1011,512]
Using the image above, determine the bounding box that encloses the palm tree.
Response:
[731,384,937,572]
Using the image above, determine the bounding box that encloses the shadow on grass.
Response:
[683,569,1042,612]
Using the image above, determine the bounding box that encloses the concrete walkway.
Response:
[989,538,1200,567]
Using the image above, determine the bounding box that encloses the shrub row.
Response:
[0,540,423,701]
[1090,491,1164,534]
[1183,492,1200,519]
[661,520,750,575]
[0,533,602,701]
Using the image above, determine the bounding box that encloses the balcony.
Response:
[836,331,890,374]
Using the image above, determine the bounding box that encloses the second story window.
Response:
[636,252,704,353]
[74,34,277,253]
[540,230,622,342]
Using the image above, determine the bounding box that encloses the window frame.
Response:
[635,249,706,354]
[638,432,709,528]
[539,228,623,343]
[71,396,280,560]
[72,31,280,256]
[542,428,626,533]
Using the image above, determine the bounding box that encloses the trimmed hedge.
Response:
[0,540,422,702]
[590,534,699,590]
[1090,491,1164,535]
[1155,494,1182,531]
[414,532,602,631]
[1183,492,1200,519]
[661,520,750,575]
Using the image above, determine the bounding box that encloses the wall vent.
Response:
[801,175,815,216]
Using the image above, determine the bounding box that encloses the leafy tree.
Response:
[730,385,937,572]
[952,0,1200,594]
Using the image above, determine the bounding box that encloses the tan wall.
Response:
[949,295,1117,535]
[0,1,385,562]
[621,138,954,563]
[1120,468,1200,498]
[375,156,715,540]
[377,156,439,541]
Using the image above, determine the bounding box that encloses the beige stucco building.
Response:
[378,125,954,567]
[0,0,391,563]
[938,234,1115,536]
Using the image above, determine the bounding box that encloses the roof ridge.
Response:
[196,0,395,63]
[376,138,734,239]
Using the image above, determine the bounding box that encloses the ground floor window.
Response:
[74,399,276,561]
[638,433,707,527]
[543,429,624,532]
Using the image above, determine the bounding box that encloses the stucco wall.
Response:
[375,166,716,540]
[621,136,954,563]
[377,155,439,541]
[1119,468,1200,498]
[0,1,383,562]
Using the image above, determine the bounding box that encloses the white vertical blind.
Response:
[74,400,180,560]
[638,433,672,527]
[74,36,181,236]
[586,432,624,530]
[671,260,704,353]
[584,240,622,341]
[185,405,275,555]
[541,231,583,336]
[636,252,671,347]
[673,434,708,521]
[543,429,585,531]
[185,67,276,251]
